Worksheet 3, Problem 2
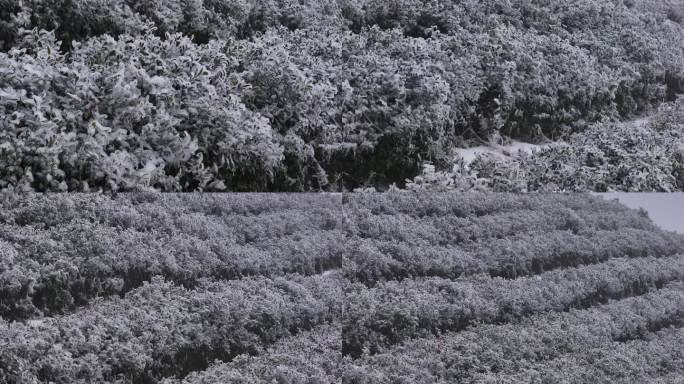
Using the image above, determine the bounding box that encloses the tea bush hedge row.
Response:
[344,284,684,383]
[343,255,684,356]
[0,193,344,320]
[0,274,343,383]
[162,323,343,384]
[1,193,683,382]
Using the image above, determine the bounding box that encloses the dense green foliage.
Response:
[1,0,683,190]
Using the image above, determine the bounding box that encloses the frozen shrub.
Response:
[0,0,683,190]
[0,28,283,191]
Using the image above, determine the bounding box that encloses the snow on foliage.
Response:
[0,0,683,190]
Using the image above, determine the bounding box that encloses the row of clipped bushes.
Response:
[0,194,344,320]
[344,284,684,383]
[0,0,683,190]
[0,275,342,383]
[344,193,684,283]
[162,323,343,384]
[343,255,684,356]
[1,193,682,382]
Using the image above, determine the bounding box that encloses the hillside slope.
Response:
[342,193,684,382]
[1,193,683,383]
[408,99,684,192]
[0,193,345,383]
[0,0,683,191]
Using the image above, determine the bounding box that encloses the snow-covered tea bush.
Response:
[0,0,683,190]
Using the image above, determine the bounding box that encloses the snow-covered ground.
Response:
[26,319,45,327]
[453,140,554,166]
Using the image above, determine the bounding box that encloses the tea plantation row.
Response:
[1,193,682,383]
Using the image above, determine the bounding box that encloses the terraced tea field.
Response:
[341,194,684,383]
[0,193,345,383]
[1,193,683,383]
